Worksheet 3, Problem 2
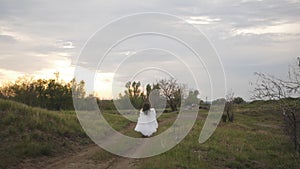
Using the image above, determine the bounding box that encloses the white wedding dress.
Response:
[134,108,158,136]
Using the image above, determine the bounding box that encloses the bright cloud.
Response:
[186,16,221,25]
[33,57,75,82]
[232,22,300,36]
[56,40,75,49]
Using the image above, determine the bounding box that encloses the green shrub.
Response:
[222,114,227,122]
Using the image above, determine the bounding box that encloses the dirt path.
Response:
[19,144,109,169]
[105,157,140,169]
[20,114,179,169]
[44,145,108,169]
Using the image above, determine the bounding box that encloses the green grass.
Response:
[90,103,300,168]
[134,104,299,169]
[0,99,91,168]
[0,99,134,168]
[1,99,299,168]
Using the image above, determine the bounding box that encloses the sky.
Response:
[0,0,299,100]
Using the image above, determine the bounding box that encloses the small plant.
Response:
[224,90,235,122]
[222,114,227,122]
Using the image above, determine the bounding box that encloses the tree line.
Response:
[0,75,85,110]
[116,78,205,112]
[0,74,245,113]
[0,74,207,113]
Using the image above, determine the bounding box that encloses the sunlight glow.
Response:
[0,69,24,85]
[0,57,115,99]
[94,72,115,99]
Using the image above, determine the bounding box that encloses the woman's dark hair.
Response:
[142,102,151,115]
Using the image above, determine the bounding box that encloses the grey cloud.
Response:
[0,53,63,73]
[0,34,16,43]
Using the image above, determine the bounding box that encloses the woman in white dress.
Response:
[134,102,158,137]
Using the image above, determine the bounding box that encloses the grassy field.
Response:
[0,99,90,168]
[95,101,300,169]
[0,99,299,168]
[135,106,299,169]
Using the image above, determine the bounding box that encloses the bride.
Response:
[134,102,158,137]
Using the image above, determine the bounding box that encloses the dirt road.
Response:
[19,114,179,169]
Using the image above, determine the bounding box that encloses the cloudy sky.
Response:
[0,0,299,100]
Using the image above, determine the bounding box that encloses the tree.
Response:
[212,98,226,105]
[224,90,235,122]
[233,97,245,104]
[184,90,200,106]
[123,81,144,109]
[158,78,183,112]
[146,83,167,109]
[146,84,152,100]
[11,75,36,106]
[0,82,14,99]
[117,82,165,110]
[253,58,300,152]
[72,79,86,99]
[0,74,86,111]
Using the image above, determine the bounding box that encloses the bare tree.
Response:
[158,78,183,112]
[253,58,300,152]
[225,90,235,122]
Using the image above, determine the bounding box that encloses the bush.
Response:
[222,114,227,122]
[233,97,245,104]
